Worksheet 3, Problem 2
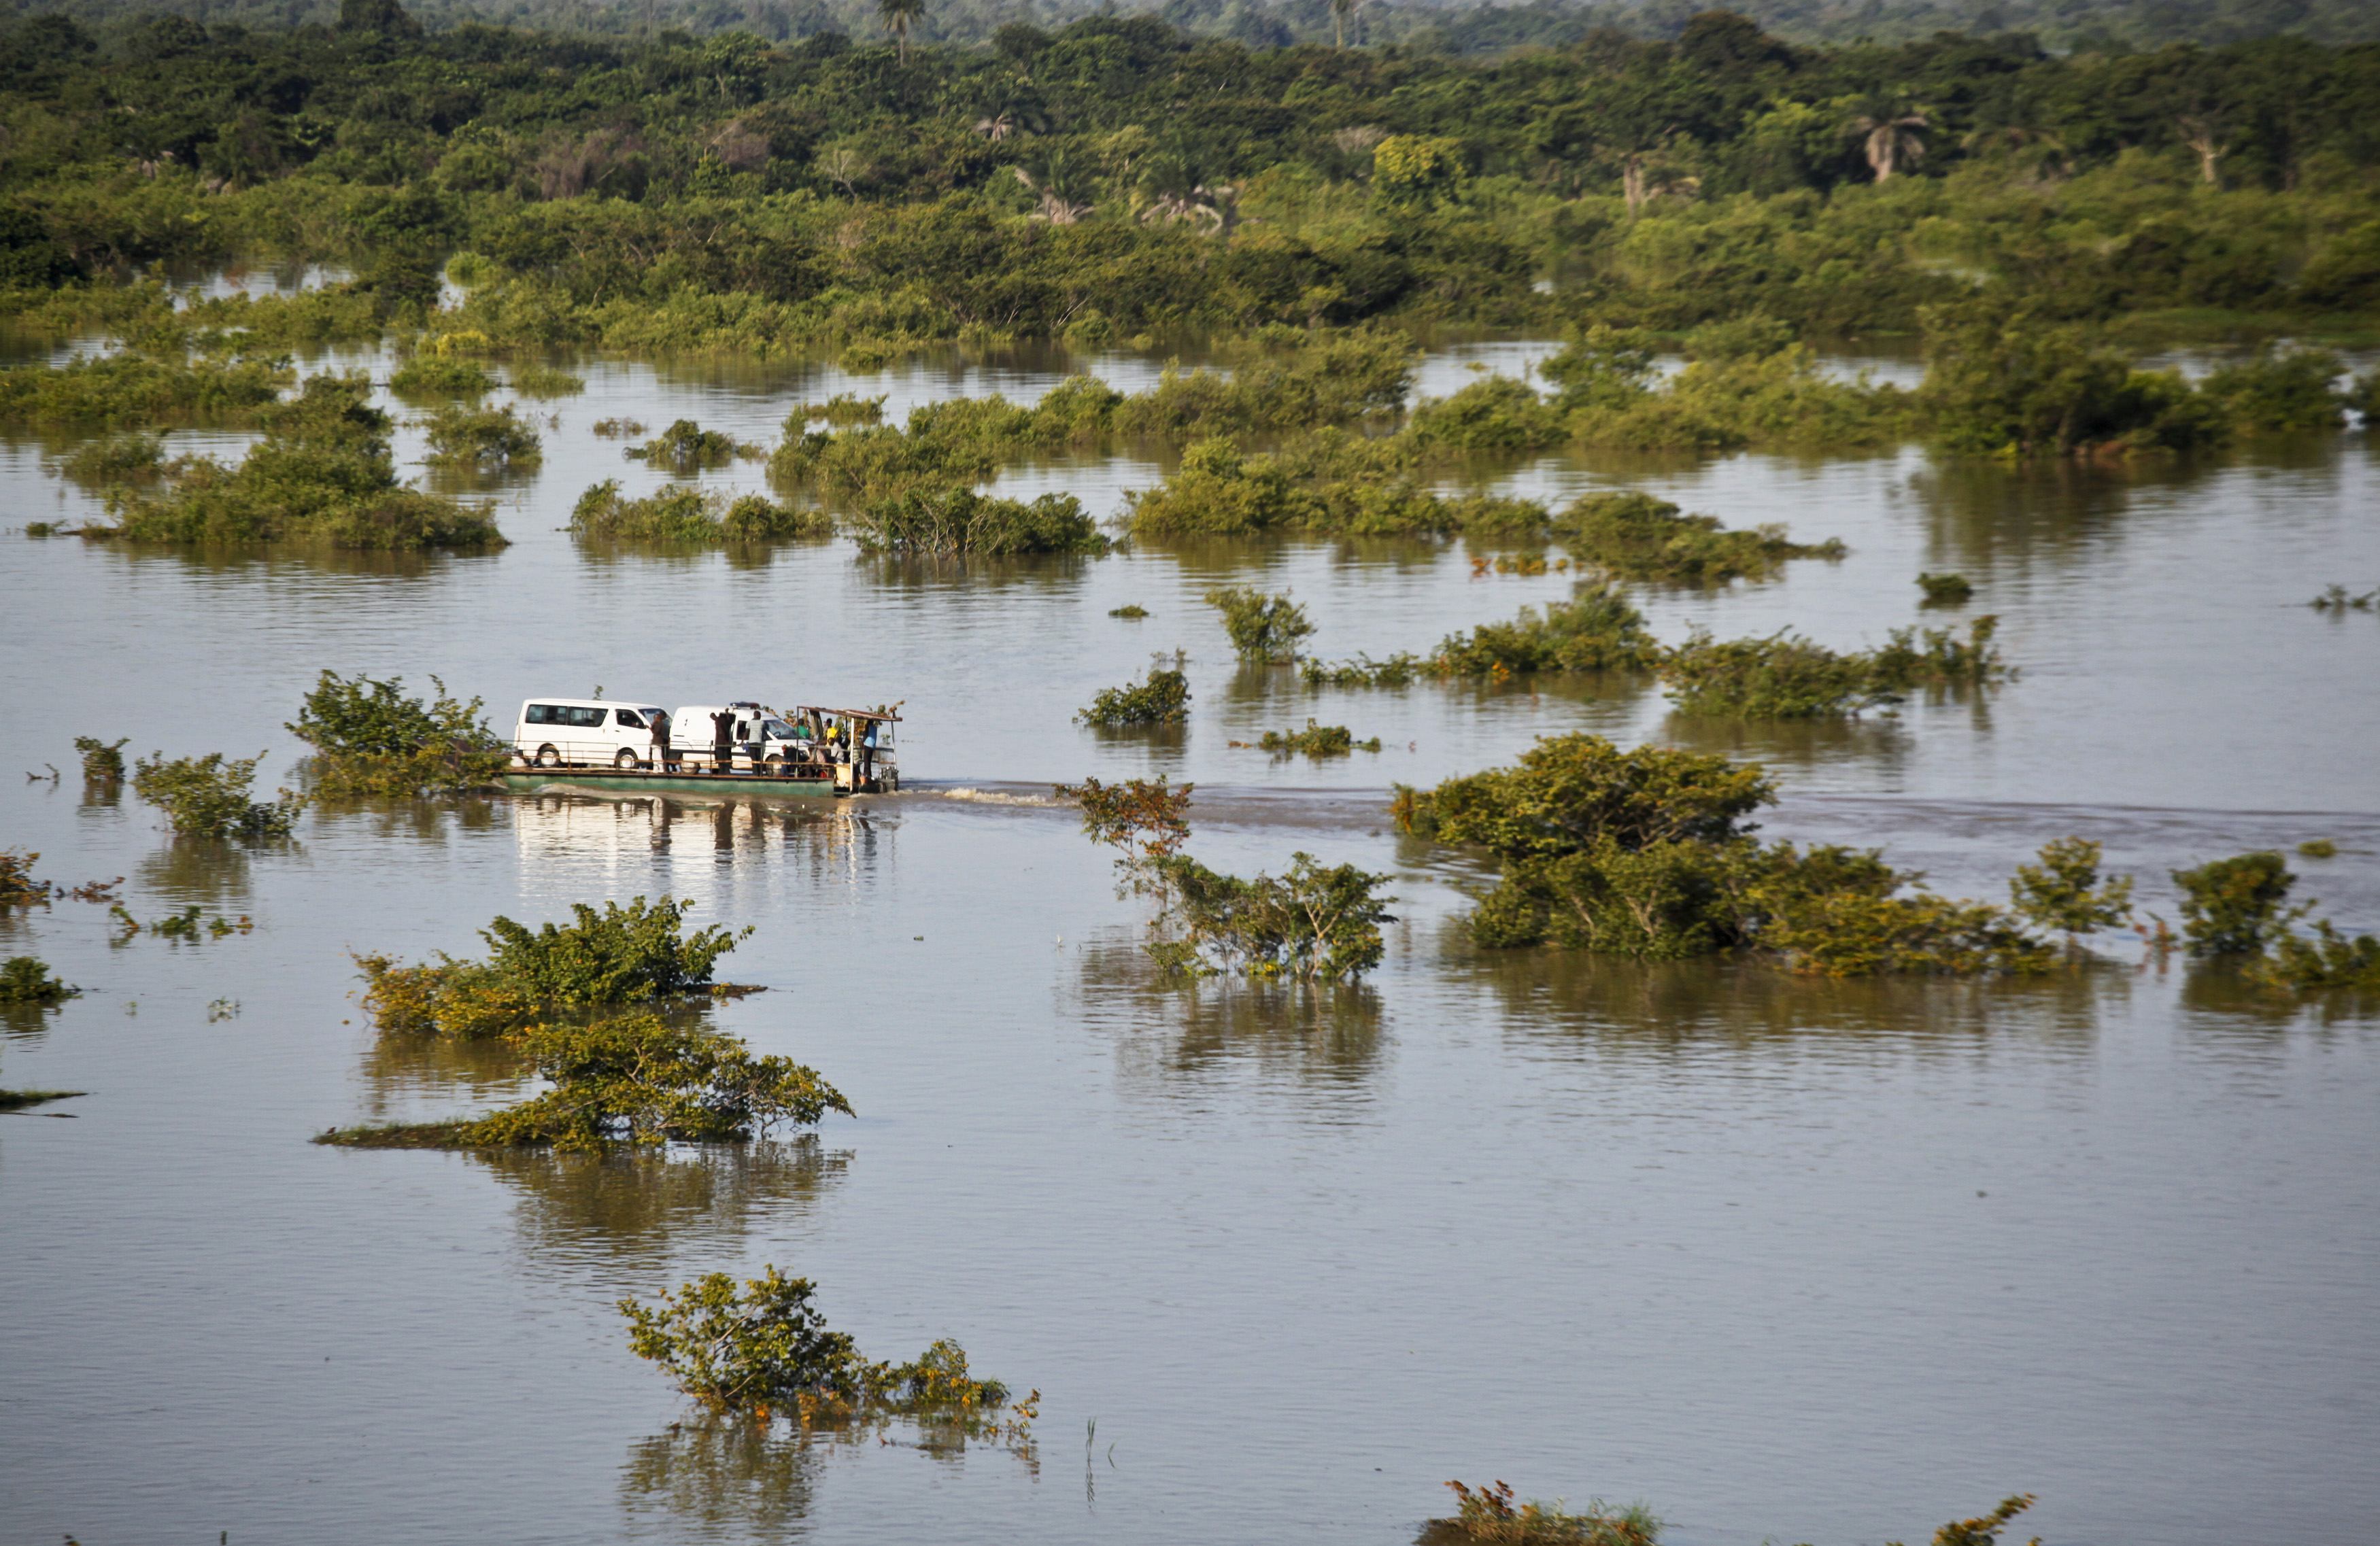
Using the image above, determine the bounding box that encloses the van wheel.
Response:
[615,749,643,770]
[534,744,562,768]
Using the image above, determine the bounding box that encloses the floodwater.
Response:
[1,339,2377,1546]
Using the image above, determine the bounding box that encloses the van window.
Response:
[525,704,556,725]
[614,708,646,728]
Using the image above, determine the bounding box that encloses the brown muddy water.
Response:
[2,341,2377,1546]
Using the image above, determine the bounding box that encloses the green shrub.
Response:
[628,418,753,473]
[73,736,128,782]
[571,481,826,544]
[1108,604,1149,619]
[617,1266,1021,1431]
[1552,492,1843,585]
[1569,345,1914,453]
[287,670,509,795]
[2009,837,2135,936]
[388,356,493,400]
[2200,347,2347,432]
[1299,653,1423,687]
[789,393,886,426]
[1408,374,1567,451]
[424,402,541,470]
[1916,302,2227,457]
[1661,617,2006,717]
[1431,581,1660,677]
[1754,883,2055,977]
[2173,852,2304,955]
[1148,851,1396,980]
[2251,923,2380,992]
[0,956,77,1003]
[2298,839,2339,858]
[1206,586,1314,661]
[1918,572,1974,605]
[851,487,1107,555]
[1080,657,1191,727]
[0,353,289,428]
[131,751,303,839]
[1429,1479,1659,1545]
[508,364,585,398]
[1253,720,1378,756]
[0,849,48,907]
[1395,734,1775,862]
[99,376,504,551]
[1125,434,1545,541]
[58,432,167,489]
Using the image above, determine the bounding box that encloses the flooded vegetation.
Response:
[4,2,2379,1543]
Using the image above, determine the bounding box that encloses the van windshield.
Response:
[759,719,798,740]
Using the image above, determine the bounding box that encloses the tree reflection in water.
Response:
[475,1139,851,1281]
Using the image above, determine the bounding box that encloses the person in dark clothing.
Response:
[710,709,736,772]
[650,710,676,771]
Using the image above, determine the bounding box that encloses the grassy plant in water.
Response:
[1432,581,1659,678]
[1425,1479,1659,1545]
[507,364,585,398]
[358,896,751,1039]
[1108,604,1149,619]
[1661,617,2007,718]
[0,353,289,428]
[287,670,509,795]
[619,1266,1027,1435]
[1079,655,1191,728]
[1249,720,1378,757]
[1205,586,1314,662]
[132,751,303,840]
[423,402,542,470]
[388,356,493,401]
[0,956,78,1004]
[1299,653,1424,687]
[57,432,167,489]
[1918,572,1975,605]
[851,488,1106,556]
[1552,492,1843,586]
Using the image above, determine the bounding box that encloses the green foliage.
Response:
[73,736,127,781]
[1205,586,1314,661]
[1661,617,2007,717]
[0,353,288,428]
[2298,839,2339,857]
[1408,374,1567,451]
[1079,656,1191,727]
[627,418,753,473]
[0,848,48,906]
[388,355,493,400]
[0,955,77,1003]
[1917,302,2228,457]
[1398,734,1775,861]
[1557,493,1839,585]
[1905,1494,2037,1546]
[1149,851,1396,980]
[286,669,508,795]
[2172,851,2304,955]
[1918,572,1975,604]
[1299,652,1423,687]
[99,375,504,550]
[131,750,303,839]
[1253,720,1378,756]
[2009,837,2136,935]
[2199,346,2348,431]
[1431,1479,1660,1545]
[617,1266,1019,1432]
[851,487,1107,555]
[1431,581,1661,677]
[1108,603,1149,618]
[1754,878,2057,977]
[357,895,751,1037]
[571,480,826,544]
[2251,922,2380,992]
[508,364,585,398]
[58,432,167,488]
[423,402,542,470]
[1055,774,1194,858]
[1125,434,1542,540]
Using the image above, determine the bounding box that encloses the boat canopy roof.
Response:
[794,704,902,722]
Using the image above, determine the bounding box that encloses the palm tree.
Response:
[1331,0,1359,49]
[1848,100,1928,182]
[877,0,924,67]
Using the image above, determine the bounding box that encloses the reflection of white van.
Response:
[670,702,817,771]
[513,698,668,768]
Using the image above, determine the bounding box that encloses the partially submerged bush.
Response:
[1253,720,1378,757]
[1918,302,2226,457]
[1124,434,1544,541]
[1660,617,2007,718]
[2200,346,2347,432]
[58,432,167,489]
[1431,581,1659,678]
[628,418,755,473]
[98,375,505,551]
[2173,852,2302,956]
[509,364,585,398]
[2251,923,2380,993]
[1299,653,1423,687]
[851,487,1106,556]
[0,956,77,1003]
[1552,492,1842,585]
[1,848,51,907]
[1055,775,1193,859]
[1149,851,1396,981]
[74,737,128,782]
[1206,587,1314,662]
[321,1013,849,1152]
[1426,1479,1658,1545]
[132,751,303,840]
[1079,656,1191,727]
[2009,837,2135,938]
[287,670,509,795]
[0,352,289,428]
[571,481,827,545]
[389,356,494,400]
[424,402,542,470]
[358,896,751,1038]
[1918,572,1975,605]
[1408,375,1567,451]
[619,1265,1026,1435]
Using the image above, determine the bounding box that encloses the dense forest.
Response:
[1,0,2375,353]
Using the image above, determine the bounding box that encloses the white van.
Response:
[513,698,670,769]
[670,702,818,772]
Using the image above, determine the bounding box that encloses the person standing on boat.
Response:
[710,708,736,773]
[650,709,675,771]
